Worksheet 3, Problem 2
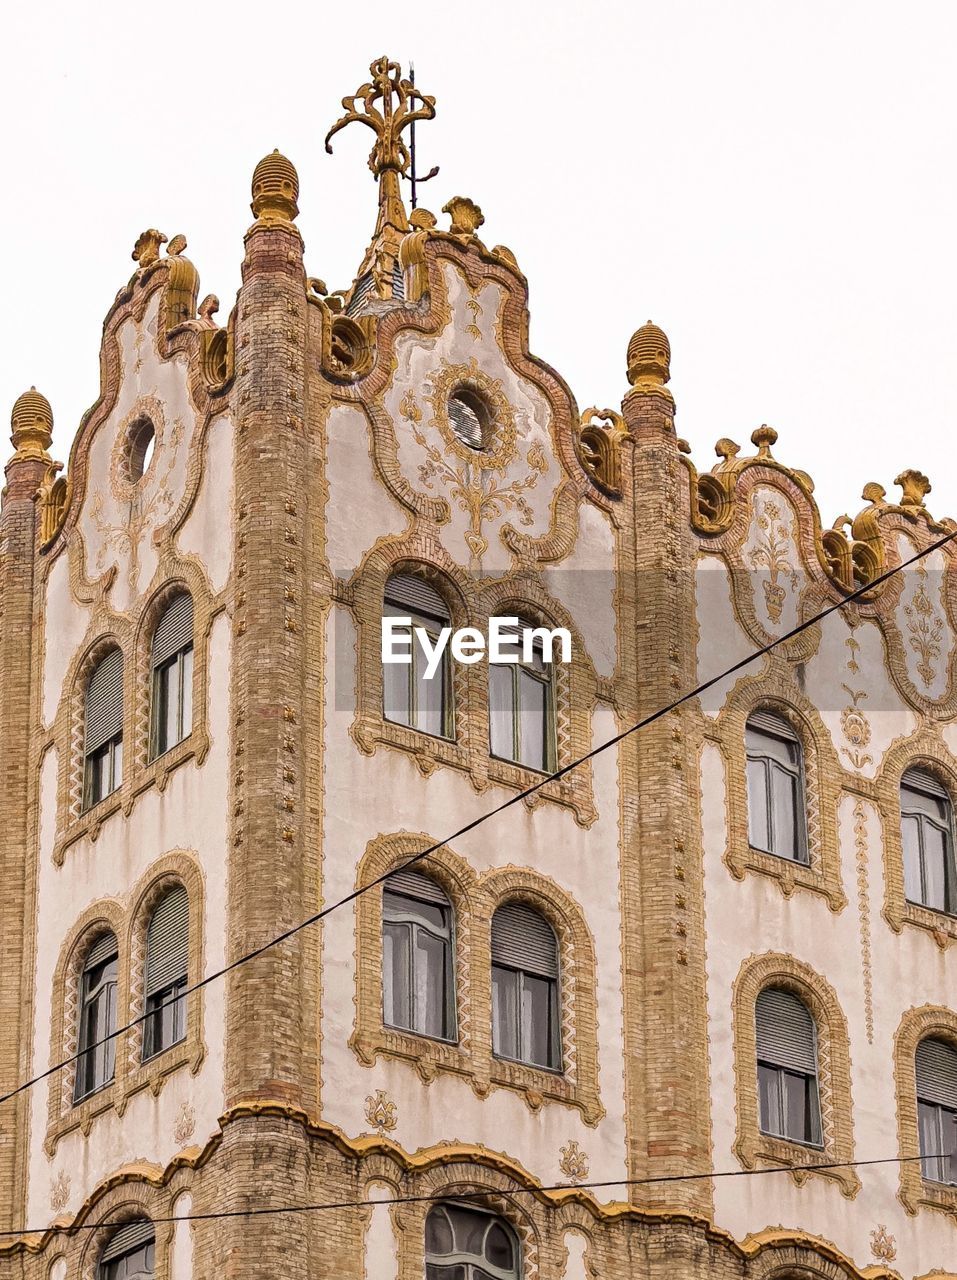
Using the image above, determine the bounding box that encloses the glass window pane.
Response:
[181,647,193,739]
[923,823,949,912]
[414,639,445,738]
[383,635,411,726]
[485,1222,514,1269]
[758,1063,780,1135]
[747,758,770,851]
[522,973,556,1068]
[426,1207,454,1255]
[415,929,449,1039]
[920,1100,944,1182]
[770,764,798,860]
[518,670,546,771]
[112,738,123,791]
[383,922,410,1029]
[902,815,924,903]
[163,660,179,754]
[492,965,519,1059]
[489,663,514,761]
[452,1206,487,1257]
[782,1069,808,1142]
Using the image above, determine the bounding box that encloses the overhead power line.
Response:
[1,1153,942,1240]
[1,527,954,1111]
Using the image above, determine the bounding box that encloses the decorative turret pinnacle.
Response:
[627,320,671,390]
[251,150,300,225]
[10,387,53,462]
[325,56,436,309]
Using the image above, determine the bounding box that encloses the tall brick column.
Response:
[217,153,315,1278]
[618,325,713,1215]
[0,390,56,1231]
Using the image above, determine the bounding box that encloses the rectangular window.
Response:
[488,627,555,773]
[151,647,193,758]
[74,945,118,1101]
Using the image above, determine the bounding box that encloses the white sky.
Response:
[3,1,956,526]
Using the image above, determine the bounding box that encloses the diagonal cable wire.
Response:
[2,527,954,1109]
[1,1153,944,1238]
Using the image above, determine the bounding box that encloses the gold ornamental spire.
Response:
[325,56,436,307]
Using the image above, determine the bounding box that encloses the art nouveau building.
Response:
[1,56,955,1280]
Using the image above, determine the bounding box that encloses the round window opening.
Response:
[127,417,156,481]
[448,387,492,451]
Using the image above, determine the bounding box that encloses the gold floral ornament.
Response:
[173,1100,196,1145]
[49,1169,70,1213]
[444,196,485,240]
[578,407,630,496]
[364,1088,398,1134]
[903,561,945,689]
[132,228,167,268]
[558,1139,589,1182]
[895,467,931,510]
[869,1225,896,1262]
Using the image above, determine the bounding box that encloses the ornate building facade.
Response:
[0,55,955,1280]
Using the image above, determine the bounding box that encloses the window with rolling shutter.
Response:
[900,768,957,914]
[74,932,118,1101]
[142,886,189,1060]
[745,712,807,863]
[491,903,561,1071]
[84,649,124,809]
[755,987,821,1146]
[916,1037,957,1185]
[382,869,456,1041]
[150,594,194,760]
[382,572,453,739]
[98,1218,155,1280]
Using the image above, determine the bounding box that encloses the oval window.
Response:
[448,388,490,451]
[127,416,156,481]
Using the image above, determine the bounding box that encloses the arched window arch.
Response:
[489,617,556,772]
[755,987,821,1147]
[916,1037,957,1185]
[97,1218,155,1280]
[382,571,453,739]
[900,767,957,914]
[74,932,119,1102]
[382,868,456,1041]
[149,592,194,759]
[425,1203,519,1279]
[84,648,123,809]
[491,902,561,1071]
[745,711,807,863]
[142,884,189,1060]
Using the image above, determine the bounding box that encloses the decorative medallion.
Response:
[558,1139,589,1183]
[50,1169,70,1213]
[173,1100,196,1145]
[869,1224,896,1262]
[364,1088,398,1135]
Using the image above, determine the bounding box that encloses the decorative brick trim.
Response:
[731,953,859,1198]
[875,728,957,946]
[351,834,603,1123]
[710,663,847,911]
[894,1004,957,1218]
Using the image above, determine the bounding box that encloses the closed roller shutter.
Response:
[85,932,118,971]
[152,594,193,667]
[144,886,189,996]
[916,1038,957,1107]
[903,768,951,801]
[100,1218,154,1263]
[492,903,558,978]
[384,868,449,907]
[384,573,449,623]
[747,710,798,741]
[85,650,123,752]
[756,988,817,1074]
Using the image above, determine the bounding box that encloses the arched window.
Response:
[382,573,453,739]
[916,1037,957,1184]
[489,620,556,772]
[745,711,807,862]
[150,593,194,759]
[84,649,123,809]
[755,987,821,1146]
[74,932,118,1101]
[491,902,561,1070]
[382,869,456,1041]
[98,1218,155,1280]
[425,1203,519,1280]
[900,768,957,914]
[143,885,189,1060]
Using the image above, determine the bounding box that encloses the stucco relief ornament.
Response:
[50,1169,70,1213]
[558,1140,589,1183]
[746,492,799,624]
[839,687,872,769]
[903,563,944,688]
[173,1100,196,1145]
[869,1225,896,1262]
[364,1089,398,1135]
